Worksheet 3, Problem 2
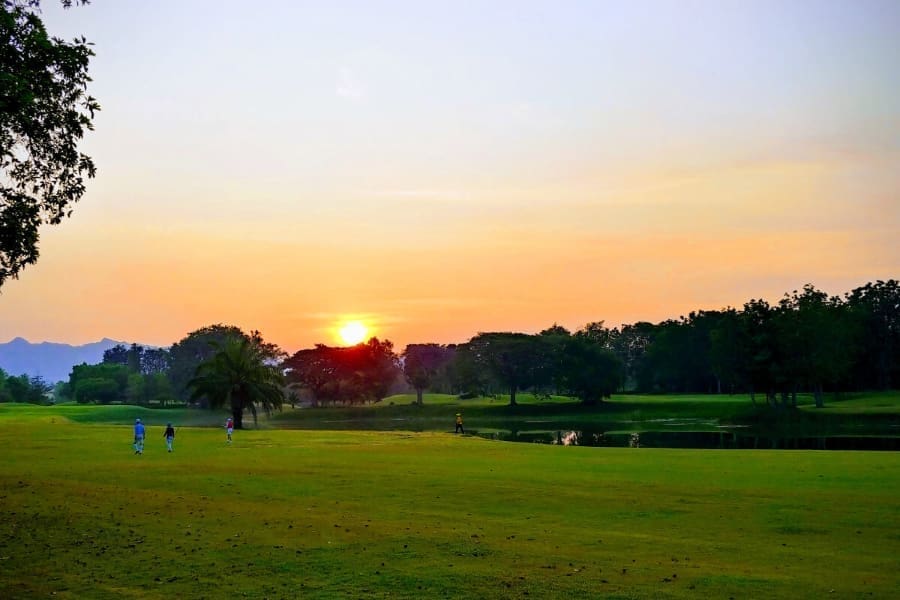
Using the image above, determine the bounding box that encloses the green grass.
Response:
[6,391,898,437]
[801,391,900,415]
[1,408,898,599]
[0,402,227,426]
[267,392,900,437]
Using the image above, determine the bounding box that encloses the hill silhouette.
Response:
[0,337,132,383]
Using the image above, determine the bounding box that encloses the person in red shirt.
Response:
[225,417,234,444]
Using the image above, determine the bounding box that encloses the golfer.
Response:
[455,413,464,434]
[225,417,234,444]
[133,418,145,454]
[163,422,176,452]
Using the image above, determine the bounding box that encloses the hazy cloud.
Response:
[368,189,471,202]
[336,66,365,100]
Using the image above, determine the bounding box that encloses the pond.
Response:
[471,429,900,450]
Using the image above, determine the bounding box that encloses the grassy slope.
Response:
[0,403,227,426]
[1,411,898,599]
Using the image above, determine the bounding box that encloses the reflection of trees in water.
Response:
[557,430,577,445]
[554,430,605,446]
[581,430,606,446]
[479,428,898,450]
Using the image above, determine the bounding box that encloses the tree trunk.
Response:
[814,382,824,408]
[509,386,517,406]
[416,388,424,406]
[231,394,244,429]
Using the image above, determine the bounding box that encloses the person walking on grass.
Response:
[163,422,176,452]
[455,413,464,434]
[133,418,145,455]
[225,416,234,444]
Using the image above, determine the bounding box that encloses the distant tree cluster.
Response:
[0,367,51,403]
[283,326,623,408]
[47,326,287,427]
[450,327,623,406]
[284,338,401,406]
[54,326,282,409]
[56,342,173,405]
[31,279,899,416]
[609,281,899,407]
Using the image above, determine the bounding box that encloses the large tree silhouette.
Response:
[188,337,284,429]
[1,1,98,287]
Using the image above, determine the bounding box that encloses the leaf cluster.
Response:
[1,0,97,286]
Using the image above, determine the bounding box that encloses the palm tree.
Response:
[188,337,284,429]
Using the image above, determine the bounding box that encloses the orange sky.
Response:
[2,152,894,352]
[1,1,898,353]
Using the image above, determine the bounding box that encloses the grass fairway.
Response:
[1,414,899,598]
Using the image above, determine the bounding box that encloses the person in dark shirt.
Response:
[163,422,175,452]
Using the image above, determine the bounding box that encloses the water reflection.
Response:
[474,429,899,451]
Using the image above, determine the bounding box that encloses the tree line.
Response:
[0,368,53,404]
[288,280,898,409]
[4,280,895,417]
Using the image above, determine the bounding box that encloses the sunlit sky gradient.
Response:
[1,0,898,352]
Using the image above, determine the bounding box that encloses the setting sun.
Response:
[338,321,368,346]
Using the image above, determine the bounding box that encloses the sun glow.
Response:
[338,321,368,346]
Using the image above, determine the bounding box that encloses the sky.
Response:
[1,0,898,353]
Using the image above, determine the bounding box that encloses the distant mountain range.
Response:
[0,337,131,383]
